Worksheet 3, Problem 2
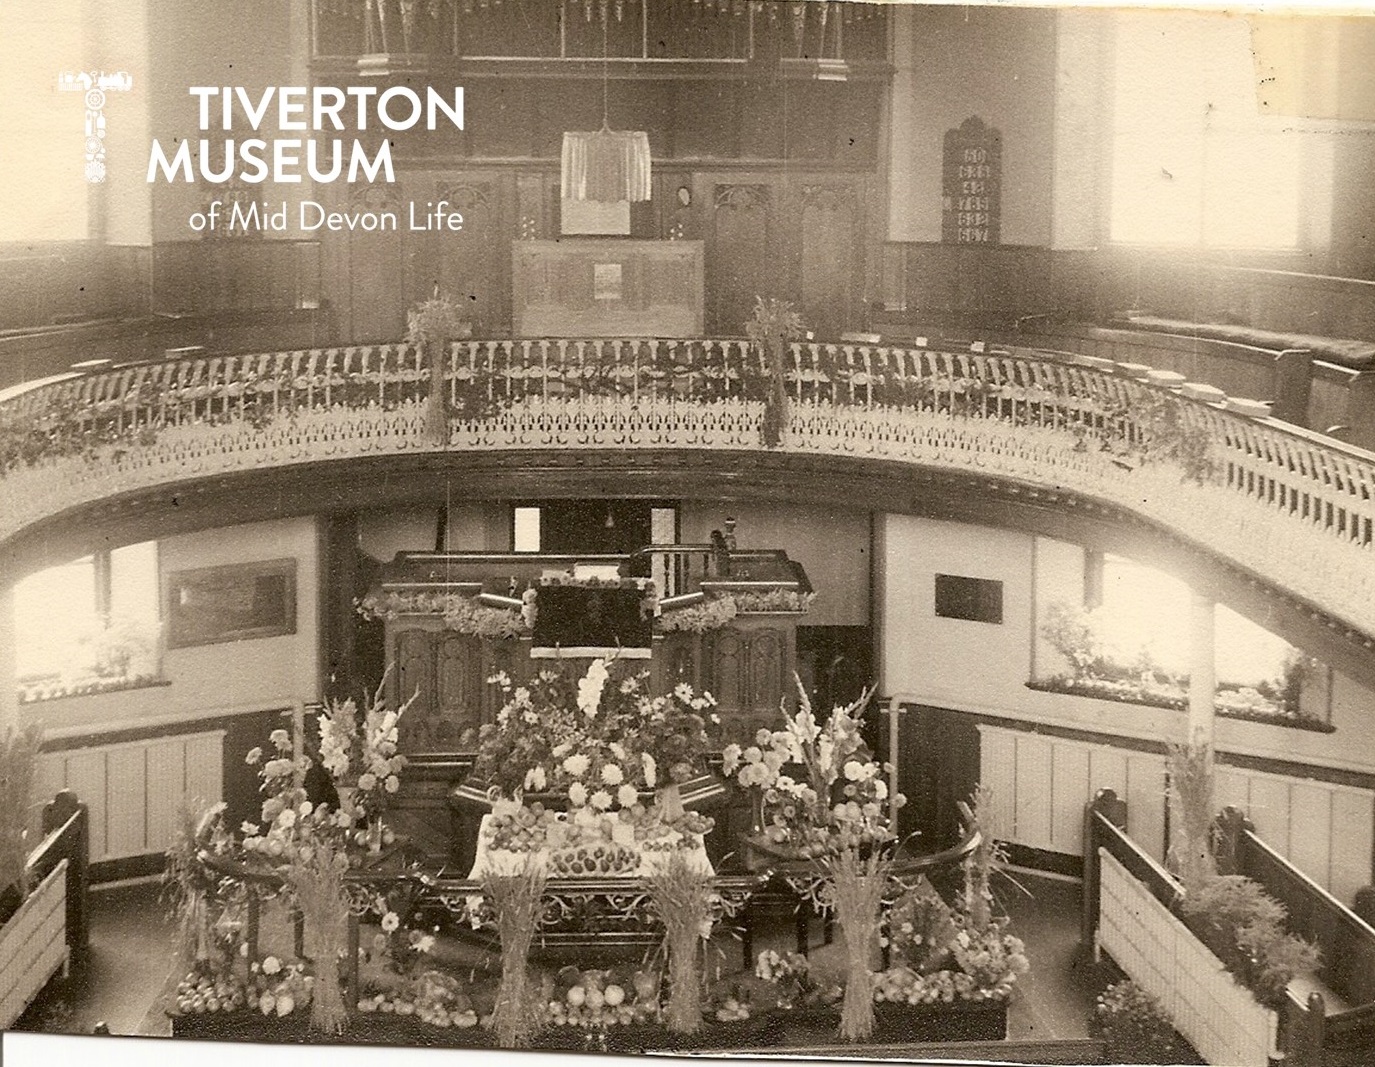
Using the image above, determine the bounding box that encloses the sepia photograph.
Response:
[1,2,1374,1066]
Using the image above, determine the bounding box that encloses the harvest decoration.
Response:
[745,296,805,449]
[470,658,717,808]
[317,671,415,826]
[721,677,900,858]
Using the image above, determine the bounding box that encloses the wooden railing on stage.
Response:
[198,844,770,1007]
[1212,807,1375,1066]
[3,337,1375,647]
[0,791,90,1028]
[1084,789,1375,1067]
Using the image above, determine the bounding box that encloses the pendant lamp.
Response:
[560,4,651,203]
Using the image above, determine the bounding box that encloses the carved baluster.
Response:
[305,349,319,410]
[554,338,568,402]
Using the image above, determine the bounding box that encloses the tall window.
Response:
[15,541,161,701]
[1109,12,1304,250]
[0,1,89,242]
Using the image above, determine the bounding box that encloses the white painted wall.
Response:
[679,502,870,628]
[18,516,320,738]
[878,513,1375,899]
[878,514,1035,706]
[886,5,1057,246]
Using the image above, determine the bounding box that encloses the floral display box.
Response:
[169,1011,490,1048]
[534,1014,783,1052]
[774,1000,1008,1045]
[169,1002,1007,1050]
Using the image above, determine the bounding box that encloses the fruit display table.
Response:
[468,813,715,879]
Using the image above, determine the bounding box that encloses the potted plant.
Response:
[406,292,471,443]
[744,297,805,449]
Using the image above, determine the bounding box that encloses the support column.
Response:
[0,575,17,733]
[1187,590,1216,749]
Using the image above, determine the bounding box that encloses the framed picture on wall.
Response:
[167,558,297,649]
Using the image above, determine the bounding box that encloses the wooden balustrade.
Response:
[3,337,1375,646]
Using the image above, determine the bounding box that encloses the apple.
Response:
[566,985,587,1007]
[603,984,625,1007]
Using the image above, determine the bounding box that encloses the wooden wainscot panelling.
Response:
[977,721,1375,897]
[1213,763,1375,905]
[977,724,1169,862]
[36,731,224,863]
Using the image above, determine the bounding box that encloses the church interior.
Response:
[3,2,1375,1064]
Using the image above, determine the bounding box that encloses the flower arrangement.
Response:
[406,295,469,349]
[1089,980,1194,1064]
[471,658,717,809]
[732,589,817,614]
[242,729,354,862]
[317,672,415,822]
[1036,600,1325,729]
[870,877,1030,1008]
[721,677,899,857]
[1179,873,1321,1006]
[657,596,739,633]
[745,296,805,448]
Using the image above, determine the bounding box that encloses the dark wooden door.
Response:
[704,177,784,336]
[796,180,862,339]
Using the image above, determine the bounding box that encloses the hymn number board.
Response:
[942,117,1002,245]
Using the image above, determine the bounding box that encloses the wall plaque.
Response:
[942,116,1002,245]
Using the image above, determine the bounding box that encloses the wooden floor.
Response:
[11,871,1100,1049]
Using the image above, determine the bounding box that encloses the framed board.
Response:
[167,558,297,649]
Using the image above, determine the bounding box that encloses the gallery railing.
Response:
[2,337,1374,641]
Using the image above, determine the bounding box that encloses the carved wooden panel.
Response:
[707,182,777,335]
[708,628,746,719]
[346,182,407,342]
[434,178,506,336]
[434,633,482,749]
[394,628,437,752]
[746,626,786,713]
[704,619,798,745]
[799,181,859,338]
